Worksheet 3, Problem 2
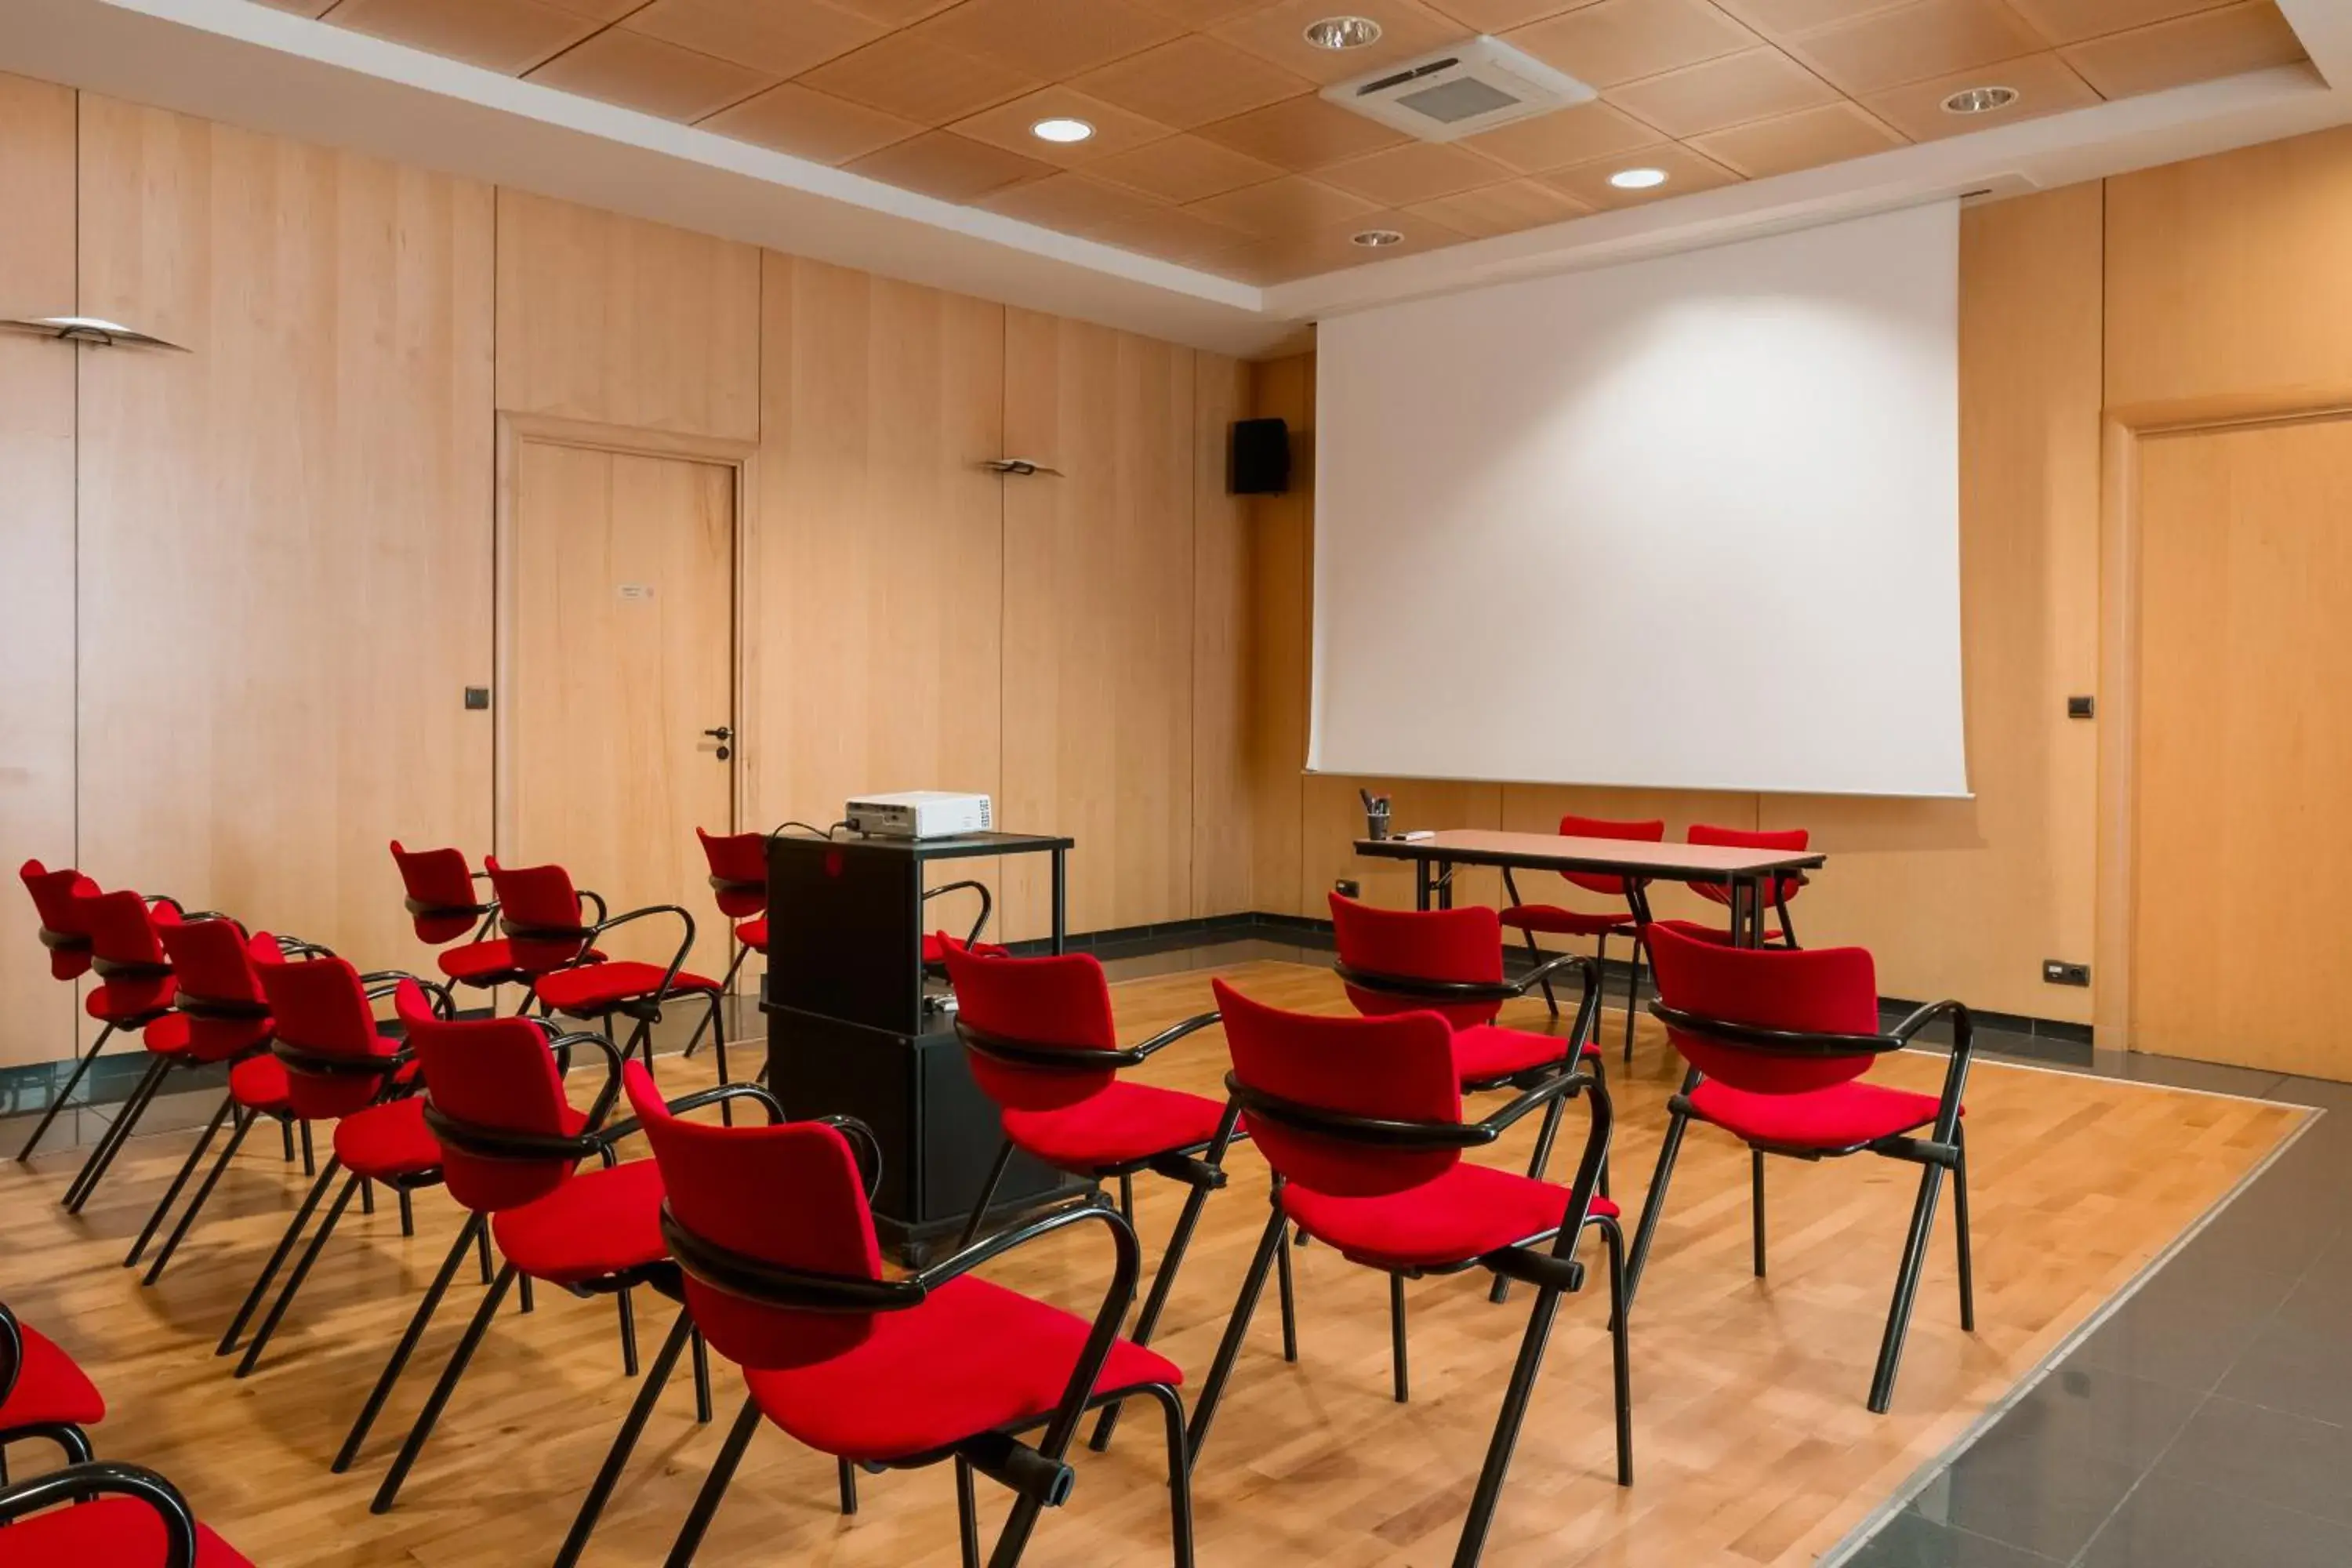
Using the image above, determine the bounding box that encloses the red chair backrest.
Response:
[20,860,100,980]
[483,858,593,973]
[256,955,403,1120]
[158,918,281,1062]
[695,829,768,919]
[78,889,178,1013]
[1644,920,1880,1094]
[1686,822,1809,906]
[625,1061,884,1370]
[390,841,486,945]
[1213,978,1462,1198]
[1327,894,1501,1029]
[401,987,580,1212]
[941,942,1121,1110]
[1554,813,1665,898]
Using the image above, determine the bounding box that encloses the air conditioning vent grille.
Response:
[1321,35,1595,143]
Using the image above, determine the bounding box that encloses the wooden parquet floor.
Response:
[0,959,2307,1567]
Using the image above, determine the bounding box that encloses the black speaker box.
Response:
[1230,416,1290,495]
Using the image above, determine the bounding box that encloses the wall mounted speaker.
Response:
[1230,417,1290,495]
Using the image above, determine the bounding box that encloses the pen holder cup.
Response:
[1365,804,1392,841]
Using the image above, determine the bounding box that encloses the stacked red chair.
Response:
[1495,812,1665,1060]
[1186,980,1628,1568]
[1682,822,1810,946]
[624,1059,1196,1568]
[389,840,544,1004]
[1629,920,1976,1413]
[13,861,103,1167]
[56,890,196,1214]
[942,941,1244,1450]
[217,957,459,1377]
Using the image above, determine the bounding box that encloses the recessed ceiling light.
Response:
[1351,228,1404,247]
[1029,117,1095,144]
[1608,167,1668,191]
[1304,15,1383,49]
[1940,85,2018,114]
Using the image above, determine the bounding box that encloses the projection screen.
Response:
[1310,200,1966,797]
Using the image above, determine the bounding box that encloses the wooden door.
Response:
[2132,413,2352,1075]
[510,440,735,972]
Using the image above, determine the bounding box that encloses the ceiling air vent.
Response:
[1321,35,1594,143]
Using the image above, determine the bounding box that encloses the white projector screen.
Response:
[1312,201,1966,797]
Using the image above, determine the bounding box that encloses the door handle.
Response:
[702,724,733,760]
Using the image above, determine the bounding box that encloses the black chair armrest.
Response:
[1887,998,1971,1045]
[1476,1064,1595,1135]
[589,904,697,997]
[1130,1009,1220,1059]
[598,1081,787,1146]
[923,879,994,953]
[0,1462,202,1568]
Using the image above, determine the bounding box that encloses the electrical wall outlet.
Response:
[1334,879,1360,899]
[2043,960,2090,987]
[2067,695,2096,719]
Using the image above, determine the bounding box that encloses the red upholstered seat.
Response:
[1001,1081,1229,1171]
[1450,1023,1594,1083]
[535,960,718,1014]
[734,917,768,953]
[742,1274,1181,1465]
[0,1499,252,1568]
[438,938,608,984]
[333,1099,444,1180]
[1496,904,1635,938]
[923,932,1006,966]
[227,1054,292,1114]
[1688,1079,1945,1152]
[1285,1163,1619,1273]
[88,977,176,1024]
[488,1158,668,1287]
[141,1012,194,1057]
[1,1322,106,1430]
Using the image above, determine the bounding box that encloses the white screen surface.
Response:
[1311,201,1966,797]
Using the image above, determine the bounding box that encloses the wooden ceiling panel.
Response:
[797,30,1043,122]
[619,0,887,79]
[1606,45,1843,136]
[698,81,925,164]
[525,27,775,122]
[2059,1,2306,98]
[1858,49,2100,137]
[1316,140,1518,205]
[1128,0,1287,24]
[543,0,667,18]
[1459,99,1661,172]
[1194,92,1410,168]
[844,128,1062,199]
[1407,175,1592,235]
[1085,198,1255,263]
[1428,0,1600,30]
[1071,34,1312,129]
[325,0,601,75]
[1088,132,1288,201]
[828,0,964,22]
[1185,172,1383,234]
[1217,205,1473,279]
[1710,0,1917,38]
[1786,0,2053,96]
[1540,139,1742,204]
[1686,96,1905,173]
[1504,0,1762,89]
[977,170,1174,233]
[2003,0,2238,45]
[909,0,1188,80]
[949,87,1178,166]
[1210,0,1475,86]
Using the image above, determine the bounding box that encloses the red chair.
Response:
[1628,920,1975,1413]
[625,1060,1196,1568]
[0,1460,255,1568]
[2,1299,104,1468]
[14,876,178,1171]
[694,827,768,994]
[941,942,1240,1450]
[483,857,728,1093]
[1187,980,1627,1567]
[17,859,98,983]
[1684,823,1809,946]
[921,879,1006,973]
[217,958,459,1377]
[55,891,199,1213]
[389,840,538,1002]
[351,995,756,1521]
[1496,813,1664,1061]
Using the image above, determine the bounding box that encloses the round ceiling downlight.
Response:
[1304,16,1383,49]
[1940,85,2018,114]
[1608,166,1668,190]
[1029,117,1096,143]
[1351,228,1404,247]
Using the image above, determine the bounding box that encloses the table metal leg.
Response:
[1438,860,1455,910]
[1051,848,1067,956]
[1415,858,1432,911]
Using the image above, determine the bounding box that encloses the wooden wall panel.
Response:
[494,189,760,441]
[0,74,80,1069]
[749,254,1005,954]
[2106,125,2352,412]
[1001,311,1196,941]
[74,96,495,975]
[1243,353,1312,917]
[1191,350,1255,919]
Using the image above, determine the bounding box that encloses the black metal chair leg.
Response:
[1145,1382,1198,1568]
[1494,1091,1572,1306]
[1090,1174,1216,1451]
[1449,1284,1566,1568]
[1592,934,1610,1051]
[1866,1163,1948,1414]
[1118,1172,1134,1226]
[1523,929,1556,1018]
[662,1395,761,1566]
[1621,935,1642,1065]
[16,1022,118,1165]
[372,1262,518,1513]
[1276,1219,1298,1363]
[1624,1110,1690,1310]
[476,1222,494,1284]
[520,1274,535,1314]
[64,1054,172,1213]
[397,1185,414,1236]
[1954,1129,1975,1332]
[617,1286,639,1377]
[125,1091,234,1268]
[237,1171,365,1376]
[360,1178,376,1217]
[281,1118,295,1163]
[1185,1205,1287,1468]
[1751,1150,1767,1278]
[691,1328,712,1423]
[335,1213,487,1472]
[299,1120,314,1176]
[554,1308,694,1568]
[837,1458,857,1515]
[1390,1272,1410,1403]
[955,1457,980,1568]
[1598,1217,1633,1484]
[146,1107,257,1285]
[219,1156,342,1353]
[960,1140,1016,1250]
[710,997,732,1126]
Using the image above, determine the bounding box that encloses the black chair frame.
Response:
[506,900,730,1101]
[0,1461,205,1568]
[1625,996,1976,1414]
[922,879,997,976]
[1498,866,1655,1063]
[1185,1023,1628,1568]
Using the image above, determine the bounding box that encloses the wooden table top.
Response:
[1353,828,1826,882]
